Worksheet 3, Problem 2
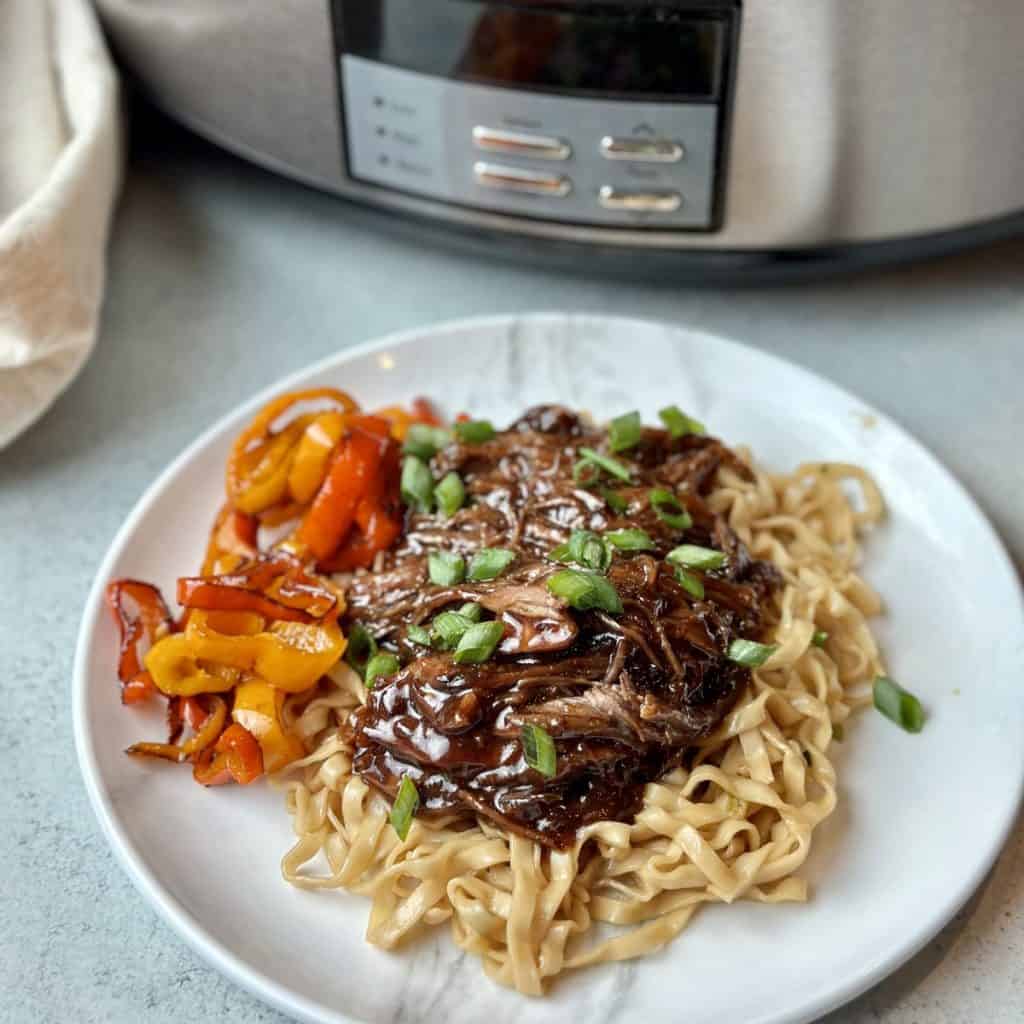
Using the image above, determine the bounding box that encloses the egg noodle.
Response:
[278,455,885,995]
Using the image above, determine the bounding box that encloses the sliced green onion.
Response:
[453,620,506,664]
[389,776,420,841]
[454,419,496,444]
[650,488,693,530]
[601,487,629,515]
[406,624,432,647]
[403,423,452,460]
[832,722,845,742]
[547,569,623,614]
[365,651,400,689]
[812,629,829,648]
[434,471,465,518]
[608,411,642,453]
[576,446,632,483]
[467,547,516,581]
[428,550,466,586]
[674,566,705,599]
[873,676,924,733]
[551,530,612,573]
[658,404,705,438]
[727,638,778,668]
[667,544,726,571]
[520,723,557,778]
[400,455,434,513]
[431,610,476,650]
[345,623,377,676]
[458,602,483,622]
[606,528,656,552]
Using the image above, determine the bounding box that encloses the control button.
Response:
[473,126,571,161]
[598,186,682,212]
[600,136,685,163]
[473,162,571,197]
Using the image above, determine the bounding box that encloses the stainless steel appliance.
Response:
[96,0,1024,276]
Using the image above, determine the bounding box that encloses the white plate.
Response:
[74,314,1024,1024]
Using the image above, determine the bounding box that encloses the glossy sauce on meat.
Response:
[342,406,779,848]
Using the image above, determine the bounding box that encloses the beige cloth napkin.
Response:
[0,0,121,449]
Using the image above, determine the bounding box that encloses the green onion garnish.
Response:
[551,530,611,573]
[727,639,778,668]
[667,544,726,571]
[365,651,400,689]
[431,610,476,650]
[650,488,693,530]
[658,404,705,439]
[873,676,924,733]
[428,550,466,586]
[467,547,516,581]
[832,723,845,742]
[520,723,557,778]
[606,528,656,552]
[453,620,506,664]
[434,471,465,518]
[812,629,829,648]
[345,623,377,676]
[400,455,434,513]
[458,602,483,622]
[575,446,632,483]
[601,487,629,515]
[547,569,623,614]
[454,419,496,445]
[674,566,705,599]
[406,624,432,647]
[403,423,452,460]
[608,411,642,453]
[389,776,420,841]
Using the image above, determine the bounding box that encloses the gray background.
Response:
[1,110,1021,1023]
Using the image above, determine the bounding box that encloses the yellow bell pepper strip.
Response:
[231,680,306,772]
[145,632,241,697]
[126,695,228,763]
[227,388,359,515]
[288,411,349,503]
[193,723,264,786]
[184,610,345,692]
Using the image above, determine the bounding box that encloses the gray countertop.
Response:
[2,113,1022,1024]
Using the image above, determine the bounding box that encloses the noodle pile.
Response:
[278,455,885,994]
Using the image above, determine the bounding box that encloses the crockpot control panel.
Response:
[333,1,740,232]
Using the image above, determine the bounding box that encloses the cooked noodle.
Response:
[278,455,885,994]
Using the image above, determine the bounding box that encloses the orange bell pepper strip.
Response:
[193,723,264,786]
[126,695,228,763]
[177,552,339,622]
[226,388,359,515]
[201,505,259,576]
[184,610,345,693]
[288,411,349,503]
[296,418,392,561]
[318,441,403,571]
[231,680,306,772]
[105,580,175,705]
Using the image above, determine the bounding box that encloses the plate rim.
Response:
[73,311,1024,1024]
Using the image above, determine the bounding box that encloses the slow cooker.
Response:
[96,1,1024,277]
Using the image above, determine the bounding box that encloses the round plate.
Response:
[74,314,1024,1024]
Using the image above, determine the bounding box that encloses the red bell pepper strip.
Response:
[105,580,175,705]
[193,723,264,786]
